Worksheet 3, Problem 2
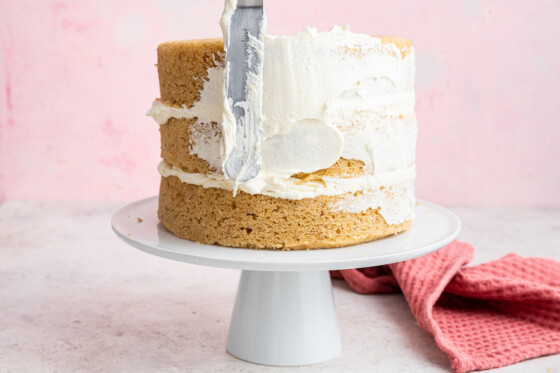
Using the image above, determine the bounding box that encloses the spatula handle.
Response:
[238,0,263,7]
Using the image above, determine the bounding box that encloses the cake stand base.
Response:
[227,270,340,366]
[112,197,461,367]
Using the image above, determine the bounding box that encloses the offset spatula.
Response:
[223,0,265,183]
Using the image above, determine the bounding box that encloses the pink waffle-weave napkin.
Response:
[331,240,560,372]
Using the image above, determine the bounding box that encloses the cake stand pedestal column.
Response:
[227,270,340,366]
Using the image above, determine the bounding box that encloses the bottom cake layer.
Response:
[158,176,412,250]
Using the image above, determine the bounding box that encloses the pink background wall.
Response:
[1,0,559,205]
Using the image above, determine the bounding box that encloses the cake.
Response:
[147,26,417,250]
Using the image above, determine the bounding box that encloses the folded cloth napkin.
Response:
[331,240,560,372]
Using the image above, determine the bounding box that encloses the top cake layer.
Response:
[157,38,225,108]
[156,33,412,107]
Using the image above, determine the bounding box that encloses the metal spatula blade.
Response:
[223,0,265,183]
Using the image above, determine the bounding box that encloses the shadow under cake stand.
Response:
[112,197,460,367]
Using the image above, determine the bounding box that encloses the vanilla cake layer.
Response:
[155,37,410,107]
[159,175,412,250]
[148,28,417,249]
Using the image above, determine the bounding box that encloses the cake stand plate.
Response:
[112,197,460,366]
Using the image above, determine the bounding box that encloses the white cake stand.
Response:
[112,197,460,367]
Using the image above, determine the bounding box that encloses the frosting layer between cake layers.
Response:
[148,26,417,225]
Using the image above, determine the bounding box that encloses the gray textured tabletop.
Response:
[1,201,559,372]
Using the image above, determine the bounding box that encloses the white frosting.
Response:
[330,183,415,225]
[262,119,343,174]
[188,122,223,171]
[147,17,417,223]
[146,67,224,125]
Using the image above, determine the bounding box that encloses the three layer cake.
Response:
[147,26,417,250]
